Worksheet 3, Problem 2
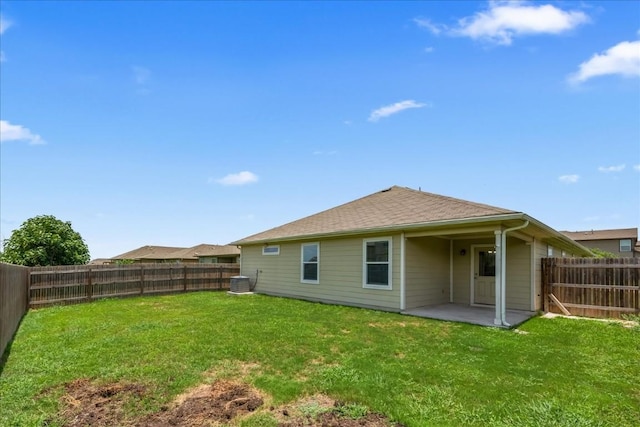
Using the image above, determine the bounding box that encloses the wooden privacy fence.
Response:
[1,263,30,359]
[542,257,639,319]
[29,263,240,308]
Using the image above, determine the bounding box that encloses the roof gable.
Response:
[233,186,518,244]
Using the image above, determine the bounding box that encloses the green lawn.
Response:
[1,292,638,426]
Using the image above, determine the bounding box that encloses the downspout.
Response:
[400,232,406,311]
[499,220,529,326]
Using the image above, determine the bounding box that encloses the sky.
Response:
[1,0,639,260]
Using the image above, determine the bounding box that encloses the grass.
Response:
[0,292,638,426]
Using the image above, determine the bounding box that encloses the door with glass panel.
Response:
[474,247,495,305]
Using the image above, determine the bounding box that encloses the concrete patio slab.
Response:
[402,303,536,328]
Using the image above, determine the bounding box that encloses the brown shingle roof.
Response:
[561,228,638,241]
[111,244,240,261]
[170,244,240,259]
[111,245,186,260]
[232,186,518,244]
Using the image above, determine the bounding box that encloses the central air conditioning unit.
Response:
[229,275,251,293]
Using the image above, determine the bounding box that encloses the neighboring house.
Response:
[110,245,188,263]
[88,258,111,265]
[190,244,240,264]
[231,186,591,326]
[109,244,240,264]
[560,228,639,258]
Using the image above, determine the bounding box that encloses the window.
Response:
[547,245,554,257]
[620,239,632,252]
[301,243,319,283]
[363,238,392,289]
[478,250,495,276]
[262,245,280,255]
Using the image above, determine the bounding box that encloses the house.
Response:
[231,186,591,327]
[170,244,240,264]
[109,244,240,264]
[110,245,189,263]
[560,228,639,258]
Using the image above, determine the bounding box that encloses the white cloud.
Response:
[418,1,589,46]
[1,15,12,62]
[132,66,151,85]
[633,164,640,172]
[558,174,579,184]
[0,15,11,34]
[0,120,46,145]
[414,18,446,35]
[368,100,429,122]
[598,164,625,173]
[215,171,258,186]
[424,46,435,53]
[569,40,640,84]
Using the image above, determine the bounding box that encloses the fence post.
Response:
[87,268,93,302]
[218,266,222,290]
[183,265,187,292]
[542,258,550,313]
[140,265,144,295]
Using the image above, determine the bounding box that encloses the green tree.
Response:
[589,247,618,258]
[1,215,90,266]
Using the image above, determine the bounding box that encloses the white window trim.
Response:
[620,239,632,252]
[262,245,280,256]
[363,237,392,290]
[300,242,320,284]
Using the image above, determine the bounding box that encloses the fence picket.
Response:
[542,257,639,319]
[28,263,239,308]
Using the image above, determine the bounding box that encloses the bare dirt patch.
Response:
[55,379,402,427]
[58,378,146,427]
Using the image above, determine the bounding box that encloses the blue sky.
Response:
[1,0,639,260]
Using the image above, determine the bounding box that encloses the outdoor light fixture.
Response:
[459,249,466,256]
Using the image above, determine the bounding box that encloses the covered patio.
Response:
[403,303,537,328]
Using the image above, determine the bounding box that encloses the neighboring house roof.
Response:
[88,258,111,265]
[110,244,240,261]
[169,244,240,259]
[560,228,638,241]
[194,244,241,257]
[232,186,518,244]
[111,245,186,260]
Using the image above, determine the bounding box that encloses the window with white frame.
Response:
[363,237,392,289]
[547,245,554,257]
[301,243,319,283]
[262,245,280,255]
[620,239,632,252]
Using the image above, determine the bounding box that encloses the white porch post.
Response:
[400,232,406,311]
[494,230,503,325]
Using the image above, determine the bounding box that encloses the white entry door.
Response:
[474,247,495,305]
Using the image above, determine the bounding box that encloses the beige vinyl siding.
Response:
[451,238,492,305]
[239,234,401,311]
[533,239,547,311]
[577,239,634,257]
[504,237,531,311]
[404,237,450,309]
